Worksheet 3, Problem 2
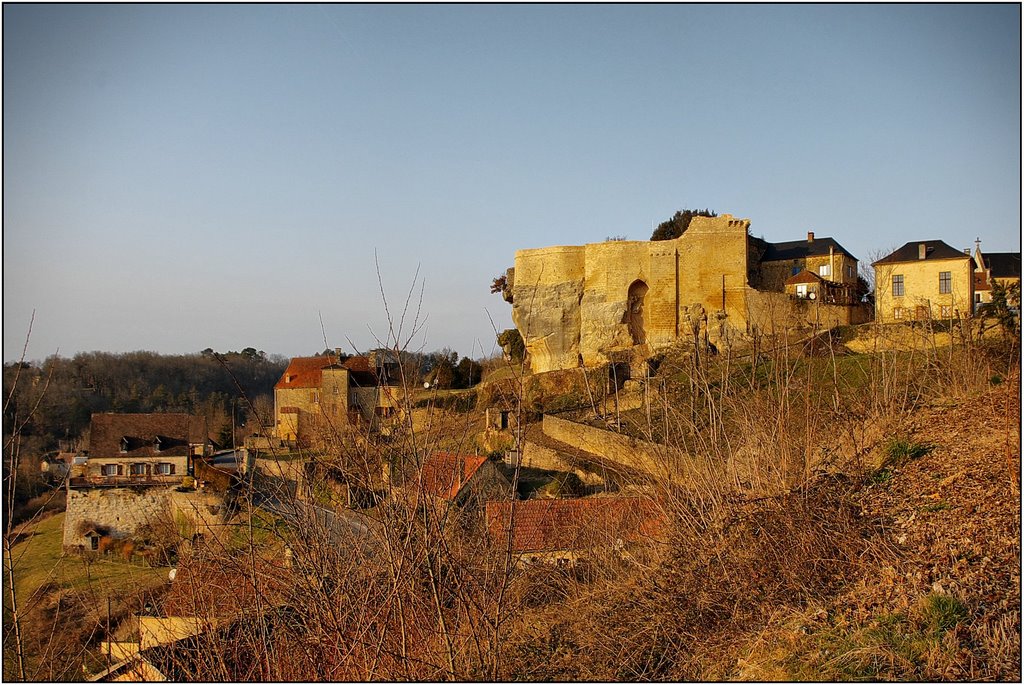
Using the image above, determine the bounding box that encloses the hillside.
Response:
[737,377,1020,680]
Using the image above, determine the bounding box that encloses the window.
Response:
[156,463,173,476]
[90,536,99,551]
[311,390,320,404]
[892,274,905,297]
[102,464,118,477]
[129,463,146,476]
[819,264,831,277]
[894,307,904,320]
[796,284,808,298]
[974,293,982,304]
[939,271,951,294]
[940,305,952,318]
[846,265,855,281]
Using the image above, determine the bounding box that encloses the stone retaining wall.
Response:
[63,487,174,549]
[542,414,685,480]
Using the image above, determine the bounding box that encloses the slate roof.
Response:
[419,452,489,501]
[760,237,857,262]
[89,413,208,458]
[872,240,970,266]
[985,252,1021,279]
[485,497,665,553]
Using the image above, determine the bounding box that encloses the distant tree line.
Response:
[2,349,288,460]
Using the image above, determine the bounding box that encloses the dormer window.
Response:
[120,437,129,453]
[153,436,163,452]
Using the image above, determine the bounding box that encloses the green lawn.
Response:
[6,513,168,610]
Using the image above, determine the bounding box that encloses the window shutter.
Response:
[117,464,124,476]
[169,463,176,475]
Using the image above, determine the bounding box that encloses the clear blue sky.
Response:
[4,4,1020,362]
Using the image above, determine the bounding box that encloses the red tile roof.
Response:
[275,355,379,390]
[485,496,665,553]
[419,452,489,501]
[274,355,340,390]
[784,269,824,286]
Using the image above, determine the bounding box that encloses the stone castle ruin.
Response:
[506,214,869,374]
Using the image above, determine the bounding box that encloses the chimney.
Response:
[335,347,342,357]
[807,231,815,243]
[918,243,927,260]
[963,248,970,256]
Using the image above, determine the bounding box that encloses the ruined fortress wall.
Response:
[676,215,752,334]
[64,487,174,549]
[513,215,753,373]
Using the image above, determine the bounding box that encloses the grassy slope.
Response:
[8,513,167,606]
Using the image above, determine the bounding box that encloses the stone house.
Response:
[64,413,213,550]
[484,496,665,566]
[750,231,860,295]
[71,413,211,487]
[972,241,1021,309]
[507,214,866,373]
[274,351,402,445]
[872,241,975,323]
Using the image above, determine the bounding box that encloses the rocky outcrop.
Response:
[511,280,584,374]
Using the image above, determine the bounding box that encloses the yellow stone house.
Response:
[274,351,402,445]
[872,241,975,323]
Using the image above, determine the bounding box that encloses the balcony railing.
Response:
[69,474,181,489]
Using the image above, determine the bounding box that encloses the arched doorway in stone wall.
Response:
[626,280,649,345]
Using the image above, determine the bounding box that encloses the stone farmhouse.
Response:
[273,351,402,446]
[508,214,867,373]
[70,413,210,488]
[64,413,214,550]
[872,240,977,323]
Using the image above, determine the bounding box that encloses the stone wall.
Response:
[541,415,686,481]
[64,487,174,549]
[519,440,606,485]
[745,290,871,334]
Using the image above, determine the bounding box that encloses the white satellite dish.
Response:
[809,292,817,300]
[168,568,177,582]
[423,381,431,389]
